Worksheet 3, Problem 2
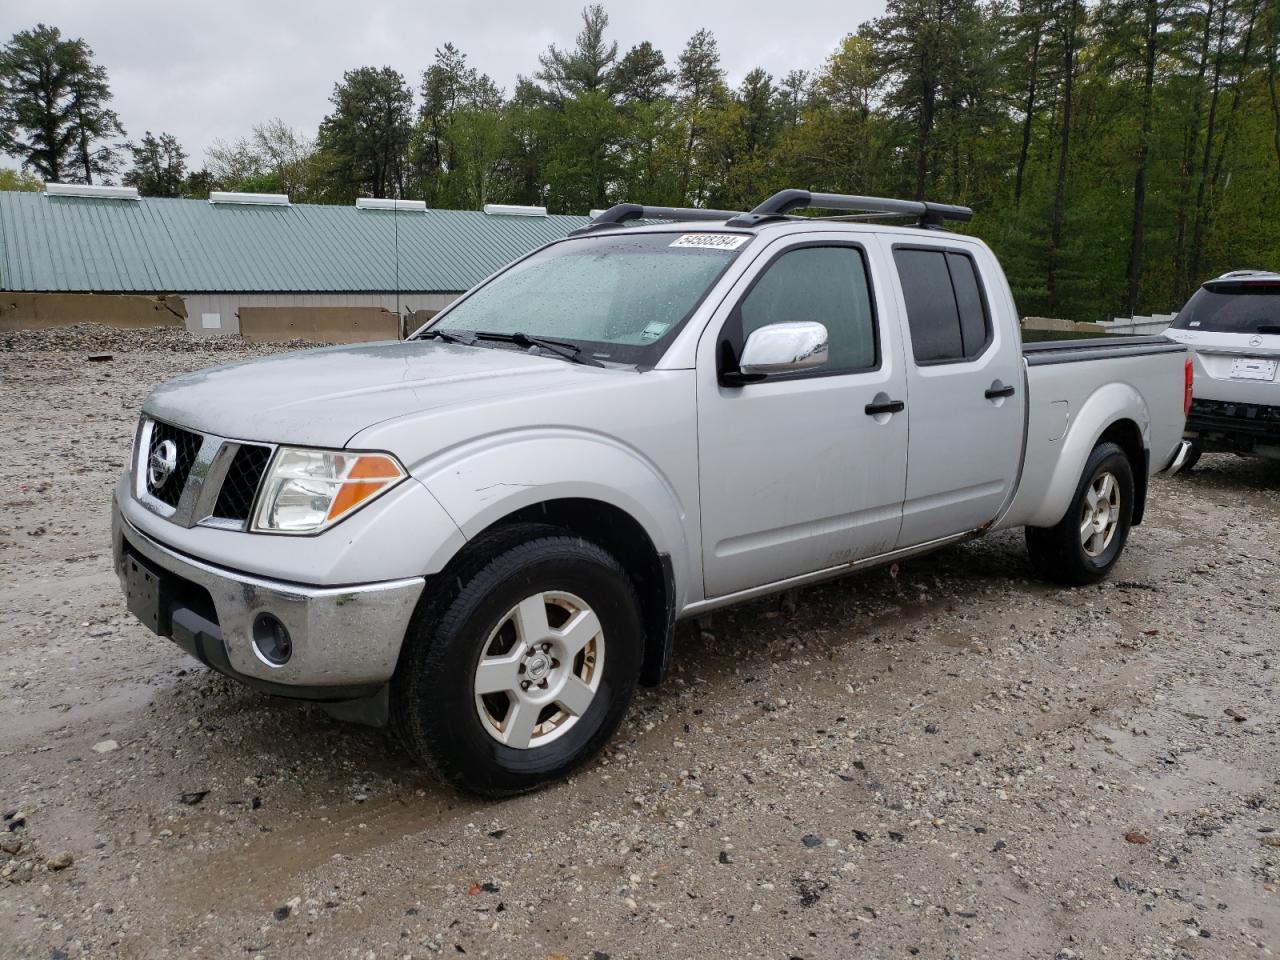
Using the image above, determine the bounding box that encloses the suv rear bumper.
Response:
[1185,398,1280,454]
[112,493,424,699]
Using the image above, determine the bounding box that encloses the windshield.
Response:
[417,231,749,364]
[1171,282,1280,334]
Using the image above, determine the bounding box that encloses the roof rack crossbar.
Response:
[726,189,972,230]
[571,202,743,235]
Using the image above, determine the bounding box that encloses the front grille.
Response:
[145,421,203,507]
[212,444,272,522]
[1188,398,1280,439]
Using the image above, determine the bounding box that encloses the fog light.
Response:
[252,614,292,666]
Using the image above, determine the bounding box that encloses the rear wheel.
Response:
[1026,441,1135,585]
[391,528,642,797]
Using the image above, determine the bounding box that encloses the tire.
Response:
[391,527,642,797]
[1025,441,1135,586]
[1179,441,1202,473]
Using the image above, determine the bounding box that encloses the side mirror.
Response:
[738,321,829,378]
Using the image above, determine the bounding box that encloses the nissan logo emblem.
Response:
[148,439,179,488]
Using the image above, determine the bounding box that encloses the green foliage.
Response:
[6,4,1276,320]
[123,131,186,197]
[535,4,618,101]
[315,66,414,201]
[206,120,320,200]
[0,23,124,184]
[0,167,41,191]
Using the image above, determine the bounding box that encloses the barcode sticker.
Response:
[669,234,749,250]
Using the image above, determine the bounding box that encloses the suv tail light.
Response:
[1184,357,1193,418]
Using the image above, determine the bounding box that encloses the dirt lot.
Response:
[1,327,1277,960]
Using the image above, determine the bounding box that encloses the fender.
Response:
[411,427,695,610]
[1019,381,1151,529]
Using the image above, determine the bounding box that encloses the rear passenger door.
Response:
[888,241,1023,547]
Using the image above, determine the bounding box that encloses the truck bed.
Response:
[1021,335,1185,365]
[998,334,1189,532]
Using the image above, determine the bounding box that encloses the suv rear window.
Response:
[1171,282,1280,334]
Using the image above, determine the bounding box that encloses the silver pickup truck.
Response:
[113,190,1191,795]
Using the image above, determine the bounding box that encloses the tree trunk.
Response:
[1270,19,1280,170]
[1173,0,1215,296]
[1207,0,1261,193]
[1014,8,1044,207]
[1188,1,1231,290]
[1124,0,1160,316]
[1191,0,1260,286]
[80,129,93,185]
[913,4,941,201]
[1048,0,1079,306]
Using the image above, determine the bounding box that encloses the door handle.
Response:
[864,399,906,416]
[985,384,1016,400]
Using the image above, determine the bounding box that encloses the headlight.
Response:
[252,447,406,534]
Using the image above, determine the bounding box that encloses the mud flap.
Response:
[638,555,676,687]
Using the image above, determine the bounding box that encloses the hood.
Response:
[143,340,611,447]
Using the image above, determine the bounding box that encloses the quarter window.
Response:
[733,245,878,375]
[893,248,991,363]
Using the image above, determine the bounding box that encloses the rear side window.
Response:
[893,248,991,363]
[1171,282,1280,334]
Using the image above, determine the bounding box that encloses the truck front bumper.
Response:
[112,494,425,700]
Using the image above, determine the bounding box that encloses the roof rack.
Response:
[569,190,973,237]
[571,203,742,235]
[725,189,972,230]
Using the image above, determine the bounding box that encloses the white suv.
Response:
[1165,270,1280,466]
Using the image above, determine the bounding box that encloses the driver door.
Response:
[695,238,910,599]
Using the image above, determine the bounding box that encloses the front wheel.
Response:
[1026,440,1135,586]
[391,529,642,797]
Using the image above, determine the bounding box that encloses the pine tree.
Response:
[316,67,414,200]
[0,24,124,184]
[123,131,186,197]
[535,4,618,101]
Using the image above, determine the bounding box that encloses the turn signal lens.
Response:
[252,448,406,534]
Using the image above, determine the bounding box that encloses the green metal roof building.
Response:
[0,188,589,335]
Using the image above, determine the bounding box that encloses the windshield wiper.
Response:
[417,328,477,345]
[1255,324,1280,335]
[475,331,605,367]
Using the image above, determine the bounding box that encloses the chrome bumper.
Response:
[112,495,424,694]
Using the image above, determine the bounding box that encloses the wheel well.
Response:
[477,499,675,687]
[1098,419,1148,525]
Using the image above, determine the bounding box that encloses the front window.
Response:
[1171,281,1280,334]
[731,245,879,374]
[418,231,749,364]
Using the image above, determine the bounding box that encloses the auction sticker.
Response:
[670,234,749,250]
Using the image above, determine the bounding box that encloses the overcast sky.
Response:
[3,0,886,173]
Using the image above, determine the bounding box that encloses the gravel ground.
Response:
[0,326,1277,960]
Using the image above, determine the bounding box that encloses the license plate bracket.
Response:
[125,554,164,635]
[1229,357,1278,381]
